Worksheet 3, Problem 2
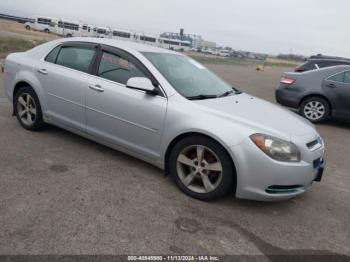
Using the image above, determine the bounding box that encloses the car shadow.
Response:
[43,125,349,259]
[43,124,165,178]
[187,194,350,260]
[317,119,350,129]
[286,107,350,129]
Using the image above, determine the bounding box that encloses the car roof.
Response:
[58,37,180,55]
[307,58,350,63]
[286,65,350,79]
[309,54,350,60]
[306,65,350,74]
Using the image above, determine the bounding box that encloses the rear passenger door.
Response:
[85,45,167,160]
[323,70,350,117]
[40,42,98,131]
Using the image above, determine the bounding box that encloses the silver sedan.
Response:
[3,38,325,201]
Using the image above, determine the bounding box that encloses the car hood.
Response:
[193,93,316,139]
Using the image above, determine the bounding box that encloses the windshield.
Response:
[143,52,233,98]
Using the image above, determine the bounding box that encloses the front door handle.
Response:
[89,84,104,92]
[37,68,48,75]
[326,83,337,88]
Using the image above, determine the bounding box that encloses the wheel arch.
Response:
[299,94,333,115]
[12,78,46,116]
[12,68,47,115]
[12,81,33,115]
[164,132,237,191]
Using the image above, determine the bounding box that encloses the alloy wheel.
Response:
[17,93,37,126]
[176,145,223,194]
[303,101,325,121]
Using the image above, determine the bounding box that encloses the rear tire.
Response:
[44,28,50,34]
[25,25,31,30]
[169,135,235,201]
[14,86,46,131]
[300,96,330,123]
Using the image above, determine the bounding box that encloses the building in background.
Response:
[201,41,216,49]
[160,29,203,49]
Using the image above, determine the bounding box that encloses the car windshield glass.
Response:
[143,52,233,98]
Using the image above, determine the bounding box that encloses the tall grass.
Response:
[0,37,45,58]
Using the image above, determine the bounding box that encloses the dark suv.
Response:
[295,55,350,72]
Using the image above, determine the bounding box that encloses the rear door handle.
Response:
[326,83,337,88]
[89,84,104,92]
[37,68,48,75]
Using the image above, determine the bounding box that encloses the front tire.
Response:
[169,135,235,201]
[14,86,46,131]
[25,25,31,30]
[300,96,330,123]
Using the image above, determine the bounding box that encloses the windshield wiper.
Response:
[218,88,242,98]
[187,87,242,100]
[218,90,234,97]
[232,87,242,94]
[186,94,218,100]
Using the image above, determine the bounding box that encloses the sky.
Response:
[1,0,349,57]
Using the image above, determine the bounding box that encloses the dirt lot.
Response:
[0,62,350,257]
[0,18,349,258]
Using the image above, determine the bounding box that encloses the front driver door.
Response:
[323,69,350,117]
[85,46,167,160]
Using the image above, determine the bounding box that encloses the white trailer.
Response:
[111,28,132,41]
[134,33,158,46]
[55,19,82,37]
[81,24,94,37]
[219,50,231,57]
[158,38,190,51]
[93,26,111,38]
[24,16,57,34]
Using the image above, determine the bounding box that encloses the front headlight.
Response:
[250,134,301,162]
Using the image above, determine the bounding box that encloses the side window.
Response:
[328,72,345,83]
[344,71,350,84]
[56,46,96,73]
[97,52,147,85]
[317,62,328,68]
[320,61,339,68]
[45,46,61,63]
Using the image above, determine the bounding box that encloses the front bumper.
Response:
[230,134,325,201]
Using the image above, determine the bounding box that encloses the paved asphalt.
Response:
[0,64,349,257]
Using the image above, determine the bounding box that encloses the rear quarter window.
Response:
[302,61,317,70]
[45,46,61,63]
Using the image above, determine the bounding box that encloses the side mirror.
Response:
[126,77,158,95]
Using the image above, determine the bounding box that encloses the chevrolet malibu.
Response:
[3,38,325,201]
